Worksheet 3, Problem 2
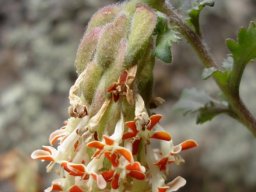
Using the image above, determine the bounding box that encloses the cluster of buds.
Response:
[32,1,198,191]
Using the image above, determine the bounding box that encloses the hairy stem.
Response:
[162,5,256,137]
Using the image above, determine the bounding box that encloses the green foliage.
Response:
[154,12,179,64]
[202,22,256,91]
[187,0,214,36]
[174,88,228,124]
[227,22,256,66]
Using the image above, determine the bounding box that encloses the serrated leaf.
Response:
[188,0,214,36]
[155,30,179,63]
[154,11,179,64]
[174,88,228,124]
[226,21,256,92]
[227,22,256,65]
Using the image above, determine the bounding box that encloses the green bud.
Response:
[87,5,121,33]
[81,61,104,104]
[96,14,129,68]
[75,27,102,74]
[125,4,157,66]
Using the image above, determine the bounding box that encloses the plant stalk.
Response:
[162,5,256,137]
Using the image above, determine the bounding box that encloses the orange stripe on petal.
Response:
[115,148,133,162]
[128,171,145,180]
[125,162,141,171]
[111,173,120,189]
[87,141,105,149]
[31,149,54,161]
[103,135,115,145]
[51,184,62,191]
[105,152,119,167]
[158,186,169,192]
[181,139,198,151]
[122,132,137,140]
[102,170,115,182]
[151,131,171,141]
[125,121,137,132]
[155,157,168,171]
[148,114,162,130]
[49,129,66,145]
[132,139,141,155]
[69,185,83,192]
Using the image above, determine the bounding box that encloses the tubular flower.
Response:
[31,1,198,191]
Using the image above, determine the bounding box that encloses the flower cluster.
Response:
[31,1,198,191]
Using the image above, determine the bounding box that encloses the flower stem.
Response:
[162,5,256,137]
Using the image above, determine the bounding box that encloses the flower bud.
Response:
[96,14,129,68]
[86,5,121,33]
[125,4,157,66]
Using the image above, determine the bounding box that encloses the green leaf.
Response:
[227,22,256,65]
[188,0,214,36]
[174,88,229,124]
[155,30,179,63]
[201,56,233,86]
[154,12,179,64]
[226,21,256,93]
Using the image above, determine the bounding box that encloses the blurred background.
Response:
[0,0,255,191]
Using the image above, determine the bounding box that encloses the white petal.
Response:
[110,114,124,142]
[167,176,186,191]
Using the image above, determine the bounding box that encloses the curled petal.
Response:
[31,146,56,161]
[103,135,115,145]
[128,170,145,180]
[167,176,186,191]
[49,129,67,145]
[111,173,120,189]
[148,114,162,130]
[45,184,62,192]
[125,162,144,172]
[61,162,86,176]
[45,179,65,192]
[122,132,137,140]
[69,185,83,192]
[158,186,169,192]
[155,157,169,171]
[132,139,141,155]
[180,139,198,151]
[115,148,133,162]
[87,141,105,149]
[125,121,137,133]
[102,170,115,182]
[151,131,171,141]
[105,152,119,167]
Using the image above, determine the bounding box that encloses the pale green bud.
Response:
[96,14,129,68]
[75,27,102,74]
[125,4,157,66]
[86,5,121,33]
